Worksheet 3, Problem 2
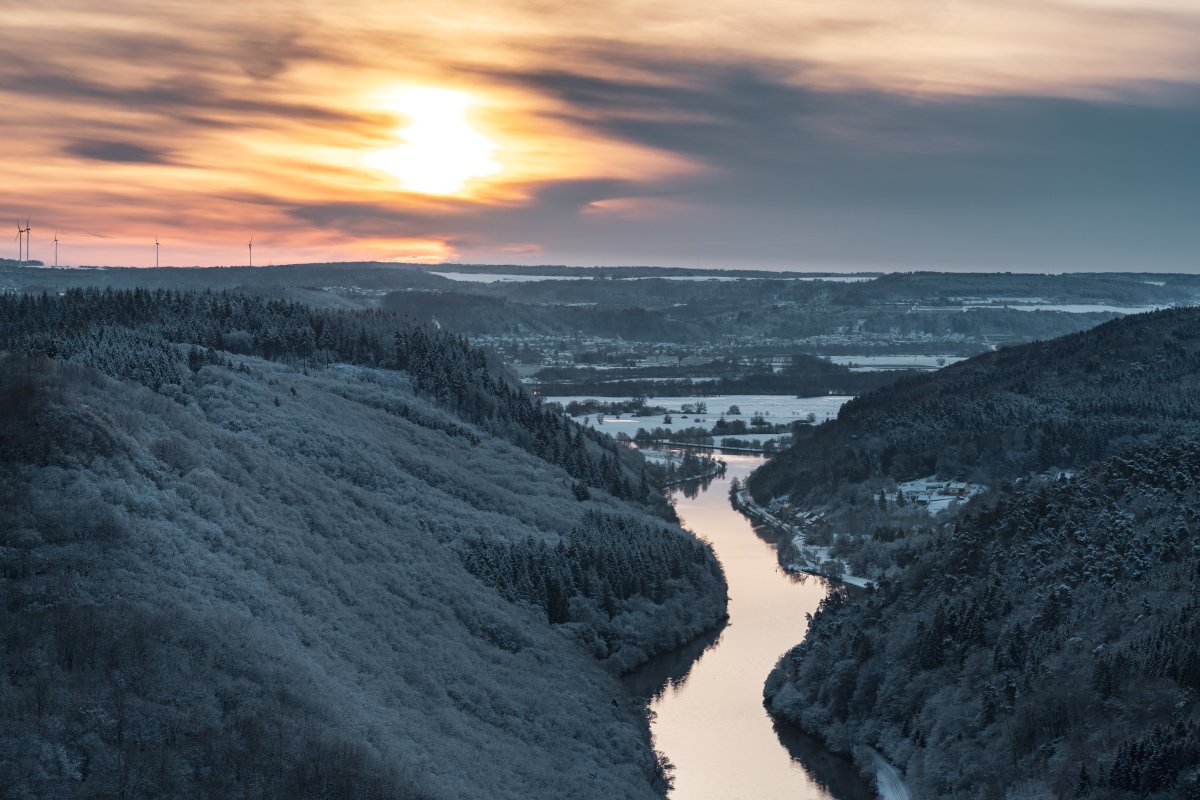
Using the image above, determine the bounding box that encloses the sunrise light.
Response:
[366,87,501,196]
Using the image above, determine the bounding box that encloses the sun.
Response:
[367,88,501,196]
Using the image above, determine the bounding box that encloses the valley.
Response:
[7,2,1197,795]
[2,266,1198,799]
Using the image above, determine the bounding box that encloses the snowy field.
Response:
[967,303,1165,314]
[893,475,986,516]
[431,272,580,283]
[546,394,853,436]
[432,271,878,284]
[825,354,965,371]
[908,303,1165,315]
[790,275,876,282]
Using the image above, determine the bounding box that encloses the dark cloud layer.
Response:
[86,51,1200,268]
[289,55,1200,269]
[64,139,173,164]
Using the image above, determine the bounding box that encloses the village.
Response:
[732,476,986,587]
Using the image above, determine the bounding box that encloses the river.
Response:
[626,454,877,800]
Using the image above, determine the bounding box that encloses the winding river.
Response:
[626,454,877,800]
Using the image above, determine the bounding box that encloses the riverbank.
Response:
[731,488,873,588]
[730,487,914,800]
[659,461,726,486]
[632,455,878,800]
[640,445,727,486]
[868,749,912,800]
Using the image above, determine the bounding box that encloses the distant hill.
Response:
[383,289,714,340]
[0,290,726,799]
[751,307,1200,504]
[6,264,1193,356]
[0,262,451,294]
[827,271,1197,307]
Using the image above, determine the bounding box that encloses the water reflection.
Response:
[627,454,876,800]
[773,720,878,800]
[624,625,725,703]
[675,474,715,500]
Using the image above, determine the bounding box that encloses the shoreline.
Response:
[731,488,874,588]
[730,487,913,800]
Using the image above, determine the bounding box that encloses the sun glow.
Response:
[367,88,501,195]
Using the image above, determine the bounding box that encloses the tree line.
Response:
[0,288,659,508]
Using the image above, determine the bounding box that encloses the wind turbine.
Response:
[14,220,30,265]
[155,236,160,268]
[24,220,30,264]
[53,232,59,268]
[248,235,254,268]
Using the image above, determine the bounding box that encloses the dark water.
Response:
[627,454,876,800]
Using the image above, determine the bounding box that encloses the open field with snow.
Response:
[825,354,965,371]
[431,271,878,284]
[546,394,853,438]
[893,475,985,515]
[908,302,1166,314]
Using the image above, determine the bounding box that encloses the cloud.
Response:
[5,59,367,129]
[288,178,647,238]
[278,57,1200,269]
[64,139,174,164]
[481,54,1200,209]
[2,2,1198,268]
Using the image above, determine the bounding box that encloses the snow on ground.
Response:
[892,476,985,516]
[908,302,1165,314]
[825,354,965,371]
[431,272,580,283]
[548,394,852,437]
[431,271,877,283]
[974,303,1165,314]
[791,275,877,282]
[870,749,913,800]
[734,491,873,588]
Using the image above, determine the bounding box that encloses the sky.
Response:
[2,0,1199,271]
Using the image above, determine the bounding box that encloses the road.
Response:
[871,750,912,800]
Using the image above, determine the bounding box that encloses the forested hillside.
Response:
[0,289,664,509]
[748,308,1200,796]
[472,270,1193,311]
[383,282,1133,348]
[0,290,726,799]
[0,263,453,294]
[765,438,1200,798]
[751,308,1200,503]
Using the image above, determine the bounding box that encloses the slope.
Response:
[0,291,726,799]
[765,438,1200,798]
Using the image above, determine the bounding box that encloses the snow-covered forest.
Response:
[0,289,727,799]
[766,438,1200,797]
[748,308,1200,576]
[753,309,1200,797]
